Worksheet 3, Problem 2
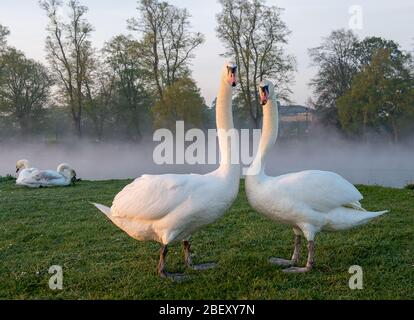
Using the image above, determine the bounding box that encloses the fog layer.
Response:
[1,138,413,188]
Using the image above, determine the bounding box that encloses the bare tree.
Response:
[0,24,9,50]
[40,0,94,138]
[309,29,359,128]
[217,0,295,128]
[128,0,204,100]
[83,57,116,141]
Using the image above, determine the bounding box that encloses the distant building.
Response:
[278,103,315,138]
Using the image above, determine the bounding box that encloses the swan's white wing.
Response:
[33,170,64,182]
[16,168,39,184]
[274,170,363,213]
[17,168,37,178]
[17,169,67,186]
[111,174,204,221]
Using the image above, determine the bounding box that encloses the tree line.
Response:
[1,0,210,141]
[0,0,413,143]
[309,29,414,143]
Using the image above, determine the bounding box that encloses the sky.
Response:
[1,0,413,106]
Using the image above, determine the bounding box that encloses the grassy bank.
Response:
[0,178,413,300]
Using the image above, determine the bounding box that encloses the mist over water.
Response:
[268,139,414,188]
[1,137,413,188]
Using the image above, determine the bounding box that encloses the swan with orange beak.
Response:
[246,80,388,273]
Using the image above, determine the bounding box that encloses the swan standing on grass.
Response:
[245,80,388,273]
[16,160,77,188]
[93,62,240,280]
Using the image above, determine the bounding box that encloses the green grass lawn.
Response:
[0,177,413,300]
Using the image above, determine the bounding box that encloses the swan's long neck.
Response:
[57,165,70,178]
[249,98,279,177]
[216,79,239,178]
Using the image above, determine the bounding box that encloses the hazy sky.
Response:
[1,0,413,106]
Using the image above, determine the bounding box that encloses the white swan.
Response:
[93,62,240,279]
[16,159,77,188]
[16,159,35,176]
[245,80,388,273]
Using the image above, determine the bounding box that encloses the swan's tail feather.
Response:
[352,209,389,227]
[364,210,389,219]
[345,201,367,212]
[92,203,112,217]
[328,208,389,230]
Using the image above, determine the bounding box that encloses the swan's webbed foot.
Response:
[270,235,302,268]
[191,263,217,271]
[159,271,190,283]
[283,266,312,273]
[283,241,315,274]
[269,258,295,267]
[183,241,217,271]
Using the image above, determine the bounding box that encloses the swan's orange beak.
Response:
[227,67,237,87]
[259,86,269,106]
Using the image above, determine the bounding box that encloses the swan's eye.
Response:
[226,66,238,87]
[260,86,269,95]
[227,66,237,75]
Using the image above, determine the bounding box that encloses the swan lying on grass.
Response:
[245,80,389,273]
[93,62,240,280]
[16,159,77,188]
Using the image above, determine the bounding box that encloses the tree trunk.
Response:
[73,113,82,138]
[77,119,82,138]
[363,109,368,143]
[391,117,399,143]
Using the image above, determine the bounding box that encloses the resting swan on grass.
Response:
[16,159,77,188]
[93,62,240,280]
[245,80,388,273]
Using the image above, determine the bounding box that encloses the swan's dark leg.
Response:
[270,235,302,267]
[283,241,315,273]
[157,245,169,277]
[157,245,188,282]
[292,235,302,265]
[183,241,216,271]
[183,241,193,268]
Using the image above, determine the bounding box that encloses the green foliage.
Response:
[99,35,152,140]
[311,31,414,139]
[152,77,207,130]
[0,175,15,183]
[405,184,414,190]
[338,48,414,141]
[352,37,406,67]
[0,179,412,299]
[0,47,53,134]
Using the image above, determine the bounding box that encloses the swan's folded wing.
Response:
[17,168,39,183]
[33,170,64,182]
[111,174,202,221]
[276,171,363,213]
